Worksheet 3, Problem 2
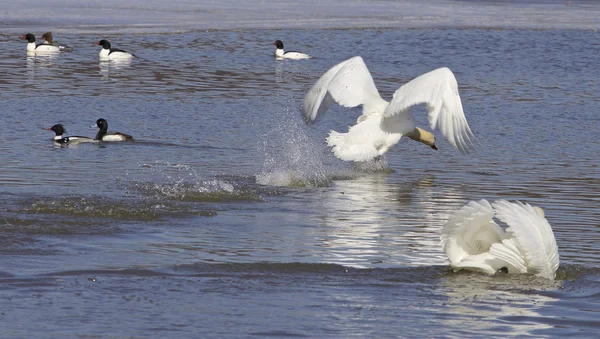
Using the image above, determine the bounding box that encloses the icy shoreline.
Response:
[2,0,599,34]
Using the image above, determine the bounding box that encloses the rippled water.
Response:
[1,1,600,337]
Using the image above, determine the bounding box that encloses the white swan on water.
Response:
[441,199,560,280]
[302,56,475,162]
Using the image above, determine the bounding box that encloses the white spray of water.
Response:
[255,95,401,187]
[255,102,350,187]
[138,161,236,198]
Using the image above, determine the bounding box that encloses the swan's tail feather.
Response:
[489,239,528,274]
[449,252,499,275]
[326,130,379,162]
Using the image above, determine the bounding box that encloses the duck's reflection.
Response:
[26,55,36,81]
[99,59,133,78]
[26,53,60,81]
[274,61,286,84]
[31,52,58,66]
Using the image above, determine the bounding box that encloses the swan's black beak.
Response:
[431,144,438,150]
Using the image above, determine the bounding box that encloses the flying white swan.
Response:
[441,199,560,280]
[302,56,475,162]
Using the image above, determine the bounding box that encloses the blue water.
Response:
[1,1,600,338]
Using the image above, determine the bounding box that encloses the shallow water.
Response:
[1,1,600,338]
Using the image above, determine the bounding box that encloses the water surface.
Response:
[1,1,600,338]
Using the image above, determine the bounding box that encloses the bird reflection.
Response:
[274,61,286,84]
[31,52,58,66]
[99,59,132,78]
[25,53,59,81]
[438,272,561,335]
[311,173,466,268]
[26,55,36,81]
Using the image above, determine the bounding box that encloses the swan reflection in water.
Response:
[311,173,466,268]
[438,272,561,336]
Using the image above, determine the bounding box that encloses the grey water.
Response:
[1,0,600,338]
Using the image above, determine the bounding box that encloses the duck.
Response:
[302,56,475,162]
[43,124,96,145]
[441,199,559,280]
[93,119,133,141]
[273,40,311,60]
[95,40,135,60]
[40,32,71,51]
[20,33,60,53]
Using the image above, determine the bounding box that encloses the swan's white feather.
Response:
[327,130,380,162]
[488,239,528,273]
[384,67,475,154]
[441,199,560,280]
[492,200,560,280]
[302,60,348,121]
[326,113,399,161]
[441,199,504,265]
[302,56,474,162]
[449,252,503,275]
[302,56,387,122]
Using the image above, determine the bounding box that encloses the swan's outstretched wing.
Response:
[302,56,388,122]
[384,67,475,154]
[492,200,560,280]
[441,199,504,265]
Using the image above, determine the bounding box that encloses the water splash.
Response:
[256,102,354,187]
[133,161,264,202]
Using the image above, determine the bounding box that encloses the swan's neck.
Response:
[406,127,436,147]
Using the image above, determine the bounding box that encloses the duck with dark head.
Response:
[20,33,60,53]
[43,124,96,145]
[93,119,133,142]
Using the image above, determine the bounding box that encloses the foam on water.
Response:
[17,195,215,222]
[132,161,265,202]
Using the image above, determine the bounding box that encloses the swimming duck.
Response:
[20,33,60,53]
[43,124,96,145]
[273,40,311,60]
[95,40,135,60]
[93,119,133,141]
[40,32,71,51]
